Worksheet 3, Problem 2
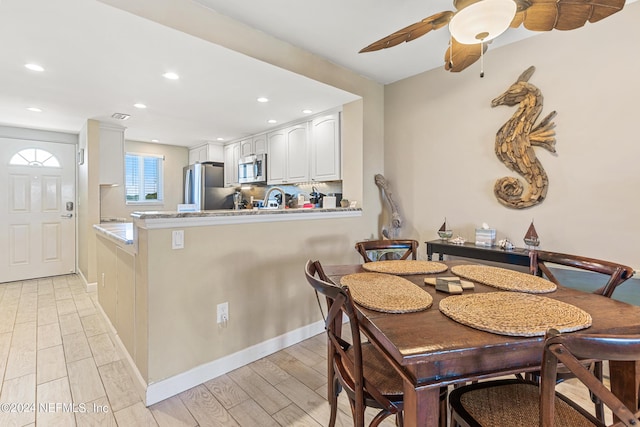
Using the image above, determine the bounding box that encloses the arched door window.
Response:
[9,148,60,167]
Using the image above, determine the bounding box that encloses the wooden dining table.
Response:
[324,260,640,427]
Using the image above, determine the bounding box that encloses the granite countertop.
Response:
[93,222,134,245]
[131,206,361,220]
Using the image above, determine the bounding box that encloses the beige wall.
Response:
[142,217,363,382]
[78,120,101,283]
[384,2,640,269]
[100,140,188,219]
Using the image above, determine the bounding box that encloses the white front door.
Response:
[0,138,76,283]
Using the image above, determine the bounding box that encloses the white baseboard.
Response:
[93,298,325,407]
[145,320,325,406]
[76,269,97,292]
[94,301,148,402]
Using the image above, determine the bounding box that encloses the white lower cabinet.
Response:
[115,246,135,357]
[96,236,135,359]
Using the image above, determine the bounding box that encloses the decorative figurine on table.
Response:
[524,220,540,274]
[498,238,515,250]
[523,220,540,248]
[450,236,466,245]
[437,218,453,240]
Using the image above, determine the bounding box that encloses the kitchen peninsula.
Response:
[93,206,362,405]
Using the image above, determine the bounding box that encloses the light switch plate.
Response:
[172,230,184,249]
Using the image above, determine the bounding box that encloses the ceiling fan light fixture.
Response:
[449,0,517,44]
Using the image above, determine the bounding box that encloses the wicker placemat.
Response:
[340,272,433,313]
[451,265,556,294]
[439,292,592,336]
[361,260,448,275]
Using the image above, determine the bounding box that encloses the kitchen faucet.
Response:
[263,187,286,209]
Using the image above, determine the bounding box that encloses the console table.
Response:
[426,239,533,268]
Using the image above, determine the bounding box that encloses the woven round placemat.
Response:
[439,292,592,336]
[361,260,448,275]
[451,265,556,294]
[340,272,433,313]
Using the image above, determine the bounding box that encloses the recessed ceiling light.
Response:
[134,103,147,109]
[27,107,42,112]
[163,72,180,80]
[302,109,313,114]
[25,63,44,72]
[257,97,269,103]
[216,137,225,141]
[151,139,159,143]
[267,119,277,124]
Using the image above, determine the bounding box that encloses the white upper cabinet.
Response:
[267,130,286,184]
[189,143,224,164]
[238,135,266,157]
[267,124,309,184]
[310,112,341,181]
[99,123,125,186]
[223,142,240,187]
[239,138,253,158]
[252,134,267,155]
[286,124,309,183]
[189,144,208,164]
[253,109,342,185]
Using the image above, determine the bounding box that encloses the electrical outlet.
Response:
[172,230,184,249]
[217,302,229,325]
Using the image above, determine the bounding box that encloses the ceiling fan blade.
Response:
[444,38,488,72]
[521,0,625,32]
[359,11,454,53]
[510,0,532,28]
[510,11,525,28]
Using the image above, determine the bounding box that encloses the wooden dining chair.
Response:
[534,250,635,298]
[354,239,419,263]
[305,260,405,426]
[449,329,640,427]
[529,251,636,421]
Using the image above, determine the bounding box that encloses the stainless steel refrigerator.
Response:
[183,162,234,210]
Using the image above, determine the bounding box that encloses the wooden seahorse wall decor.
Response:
[491,66,557,209]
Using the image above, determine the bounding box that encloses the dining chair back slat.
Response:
[540,330,640,427]
[535,251,634,298]
[304,260,405,427]
[355,239,418,263]
[449,329,640,427]
[527,251,635,422]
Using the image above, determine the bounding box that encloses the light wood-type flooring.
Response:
[0,274,611,426]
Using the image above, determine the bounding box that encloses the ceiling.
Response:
[0,0,634,147]
[194,0,541,84]
[0,0,360,147]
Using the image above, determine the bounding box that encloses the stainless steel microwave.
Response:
[238,154,266,184]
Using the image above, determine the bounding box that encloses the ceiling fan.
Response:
[359,0,625,73]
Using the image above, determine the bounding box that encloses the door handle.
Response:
[60,213,73,218]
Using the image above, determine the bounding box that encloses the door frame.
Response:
[0,125,79,281]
